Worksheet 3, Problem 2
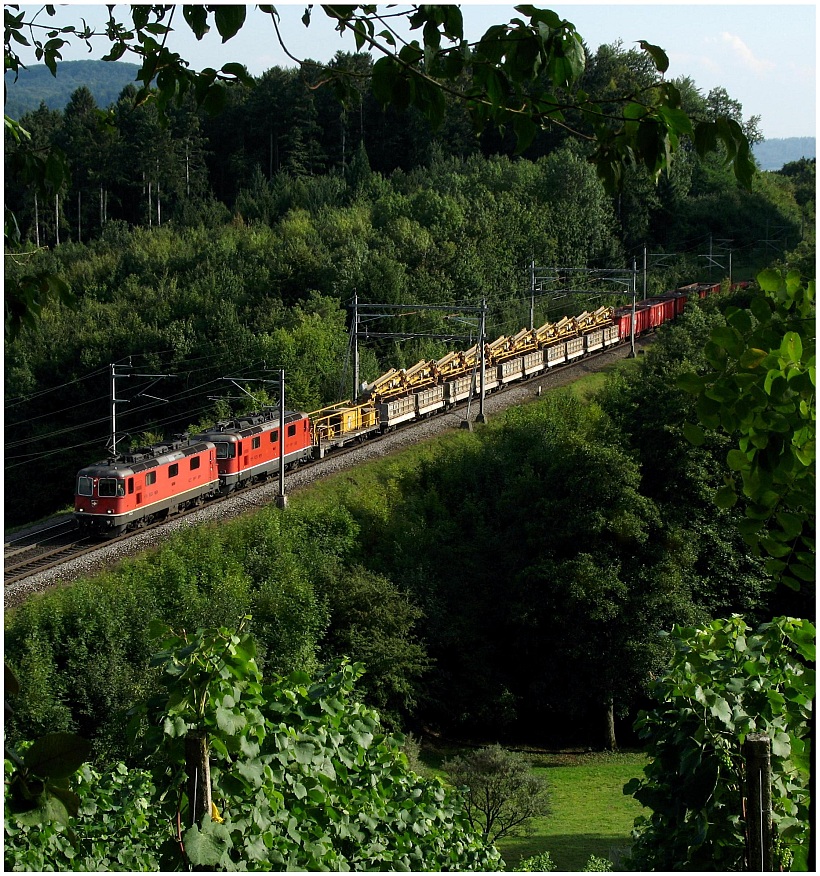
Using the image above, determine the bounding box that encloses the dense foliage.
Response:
[4,505,427,754]
[680,270,815,595]
[6,296,795,752]
[624,615,814,871]
[5,758,167,871]
[6,624,500,871]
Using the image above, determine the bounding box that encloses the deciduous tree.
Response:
[442,744,550,843]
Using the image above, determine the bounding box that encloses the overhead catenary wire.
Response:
[3,355,285,466]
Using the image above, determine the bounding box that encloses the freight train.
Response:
[74,279,745,535]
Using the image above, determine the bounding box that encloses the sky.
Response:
[16,1,817,140]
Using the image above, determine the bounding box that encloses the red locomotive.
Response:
[193,408,313,493]
[74,438,219,536]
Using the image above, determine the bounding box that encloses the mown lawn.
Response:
[419,746,648,872]
[494,751,648,871]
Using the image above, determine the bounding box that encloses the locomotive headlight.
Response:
[107,509,113,514]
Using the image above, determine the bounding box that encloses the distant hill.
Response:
[753,138,816,172]
[4,60,140,119]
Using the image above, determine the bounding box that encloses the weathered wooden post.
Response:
[185,731,212,827]
[744,732,773,871]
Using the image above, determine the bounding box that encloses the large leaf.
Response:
[24,733,91,780]
[183,820,232,867]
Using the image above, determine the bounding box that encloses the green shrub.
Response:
[514,850,557,871]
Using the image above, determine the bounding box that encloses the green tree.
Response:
[55,86,106,241]
[442,745,550,843]
[679,269,815,593]
[315,564,431,727]
[705,85,763,145]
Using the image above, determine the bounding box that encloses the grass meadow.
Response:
[494,751,648,871]
[417,744,647,871]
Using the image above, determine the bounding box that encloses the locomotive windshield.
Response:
[77,476,93,496]
[98,478,125,497]
[215,442,235,459]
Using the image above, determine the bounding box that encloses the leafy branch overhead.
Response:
[5,4,755,190]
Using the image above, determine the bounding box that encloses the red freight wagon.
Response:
[616,297,675,341]
[634,302,652,334]
[74,440,219,535]
[647,296,677,325]
[194,408,313,493]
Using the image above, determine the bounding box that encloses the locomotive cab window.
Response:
[77,476,94,496]
[190,457,201,471]
[99,478,124,497]
[287,424,296,437]
[168,463,179,478]
[215,442,235,459]
[270,430,279,444]
[252,436,261,450]
[145,471,157,486]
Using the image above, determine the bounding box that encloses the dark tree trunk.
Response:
[605,699,618,751]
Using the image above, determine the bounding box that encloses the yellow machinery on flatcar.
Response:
[310,400,379,458]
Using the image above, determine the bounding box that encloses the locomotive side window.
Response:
[127,478,134,494]
[190,457,201,471]
[252,436,261,450]
[168,463,179,478]
[146,471,157,486]
[270,430,279,444]
[287,424,296,437]
[77,476,94,496]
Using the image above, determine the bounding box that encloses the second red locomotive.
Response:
[193,408,313,493]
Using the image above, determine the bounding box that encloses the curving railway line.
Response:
[4,337,650,609]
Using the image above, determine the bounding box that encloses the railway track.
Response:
[5,518,135,585]
[5,337,649,602]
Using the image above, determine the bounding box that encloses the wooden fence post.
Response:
[185,731,212,827]
[744,732,773,871]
